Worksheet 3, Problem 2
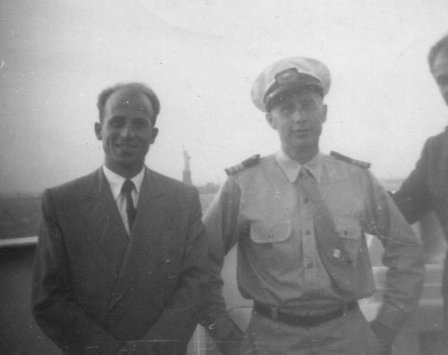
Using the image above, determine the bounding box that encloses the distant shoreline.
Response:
[0,177,405,199]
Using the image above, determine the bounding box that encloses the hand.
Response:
[207,315,244,355]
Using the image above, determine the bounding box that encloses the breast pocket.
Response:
[334,218,362,262]
[249,220,297,268]
[250,220,292,244]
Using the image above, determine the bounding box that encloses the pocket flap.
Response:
[250,220,292,244]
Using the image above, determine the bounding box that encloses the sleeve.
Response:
[393,139,433,224]
[363,173,425,335]
[140,188,210,355]
[198,177,245,353]
[31,189,122,354]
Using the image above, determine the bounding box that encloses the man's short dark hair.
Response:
[97,82,161,124]
[428,33,448,73]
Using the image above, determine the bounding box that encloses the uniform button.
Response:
[303,198,309,203]
[306,262,313,269]
[305,230,311,235]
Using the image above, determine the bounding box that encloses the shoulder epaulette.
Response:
[225,154,260,176]
[330,151,371,169]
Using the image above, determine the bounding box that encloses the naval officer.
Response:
[202,57,425,355]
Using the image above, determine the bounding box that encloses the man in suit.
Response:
[393,33,448,338]
[31,82,209,354]
[202,57,424,354]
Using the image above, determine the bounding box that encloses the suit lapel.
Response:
[109,168,168,308]
[80,169,129,281]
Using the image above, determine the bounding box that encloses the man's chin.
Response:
[121,157,144,166]
[292,138,318,149]
[113,148,148,161]
[112,155,145,168]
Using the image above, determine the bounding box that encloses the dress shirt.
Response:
[204,151,424,330]
[275,151,336,311]
[102,166,145,235]
[275,150,322,183]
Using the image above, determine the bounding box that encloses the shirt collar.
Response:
[102,165,145,200]
[276,150,323,183]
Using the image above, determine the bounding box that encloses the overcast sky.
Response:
[1,0,448,195]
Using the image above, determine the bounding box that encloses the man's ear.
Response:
[94,122,102,140]
[265,112,277,129]
[150,127,159,144]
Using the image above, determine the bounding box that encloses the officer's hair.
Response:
[97,82,160,124]
[428,33,448,73]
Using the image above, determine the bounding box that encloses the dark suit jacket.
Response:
[31,168,209,354]
[393,128,448,305]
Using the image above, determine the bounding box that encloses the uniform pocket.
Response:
[250,220,292,244]
[334,218,362,262]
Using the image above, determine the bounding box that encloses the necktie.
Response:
[121,180,136,232]
[297,168,356,292]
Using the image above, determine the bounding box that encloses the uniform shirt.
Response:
[259,151,340,313]
[204,152,424,331]
[102,166,144,235]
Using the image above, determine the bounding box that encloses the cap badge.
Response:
[333,248,341,259]
[275,67,301,85]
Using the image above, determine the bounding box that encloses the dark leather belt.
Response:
[254,301,358,327]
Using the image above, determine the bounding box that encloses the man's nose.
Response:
[120,123,135,137]
[291,108,307,122]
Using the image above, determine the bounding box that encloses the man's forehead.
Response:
[106,88,154,113]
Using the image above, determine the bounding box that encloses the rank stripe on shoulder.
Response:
[330,151,371,169]
[225,154,261,176]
